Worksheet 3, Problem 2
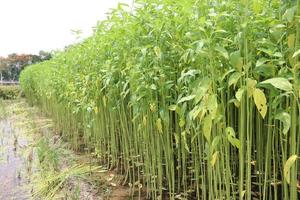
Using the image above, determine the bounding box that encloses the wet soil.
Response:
[0,100,138,200]
[0,102,36,199]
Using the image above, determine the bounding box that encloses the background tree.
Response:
[0,51,52,81]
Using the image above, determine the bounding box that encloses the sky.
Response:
[0,0,132,57]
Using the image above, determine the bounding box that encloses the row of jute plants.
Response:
[20,0,299,199]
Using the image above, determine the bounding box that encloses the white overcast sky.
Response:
[0,0,132,57]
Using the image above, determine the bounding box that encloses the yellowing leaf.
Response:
[207,94,218,119]
[143,116,147,127]
[102,96,107,107]
[284,155,298,184]
[294,63,300,69]
[211,151,219,167]
[154,46,161,58]
[247,78,257,97]
[156,118,163,134]
[292,49,300,58]
[150,103,156,112]
[181,131,190,152]
[241,191,246,198]
[94,106,98,114]
[288,34,295,48]
[253,0,262,14]
[253,88,267,119]
[202,115,212,142]
[179,118,185,128]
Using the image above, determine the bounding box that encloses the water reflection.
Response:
[0,119,34,199]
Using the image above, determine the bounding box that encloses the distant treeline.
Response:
[0,51,51,81]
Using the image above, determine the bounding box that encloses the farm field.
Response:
[5,0,300,199]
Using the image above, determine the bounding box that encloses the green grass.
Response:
[20,0,300,199]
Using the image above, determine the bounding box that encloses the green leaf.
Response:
[273,52,283,58]
[221,69,235,81]
[202,115,212,142]
[194,78,211,104]
[228,98,240,108]
[284,155,298,184]
[230,51,243,71]
[270,28,283,43]
[215,46,229,59]
[292,49,300,58]
[260,78,293,91]
[254,64,276,77]
[141,48,147,57]
[228,72,242,87]
[256,58,270,67]
[169,105,177,111]
[235,87,245,102]
[179,118,185,128]
[189,105,202,120]
[150,84,157,90]
[226,127,241,149]
[211,136,221,152]
[257,47,274,56]
[253,88,267,119]
[283,7,296,23]
[178,95,196,104]
[275,112,291,135]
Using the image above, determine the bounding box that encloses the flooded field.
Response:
[0,100,37,199]
[0,100,133,200]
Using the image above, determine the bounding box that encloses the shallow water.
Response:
[0,118,34,199]
[0,101,130,200]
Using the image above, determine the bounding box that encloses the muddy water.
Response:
[0,118,35,199]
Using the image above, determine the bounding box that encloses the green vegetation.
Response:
[0,85,20,99]
[20,0,299,199]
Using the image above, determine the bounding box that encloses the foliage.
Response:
[0,85,20,99]
[20,0,300,199]
[0,51,52,81]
